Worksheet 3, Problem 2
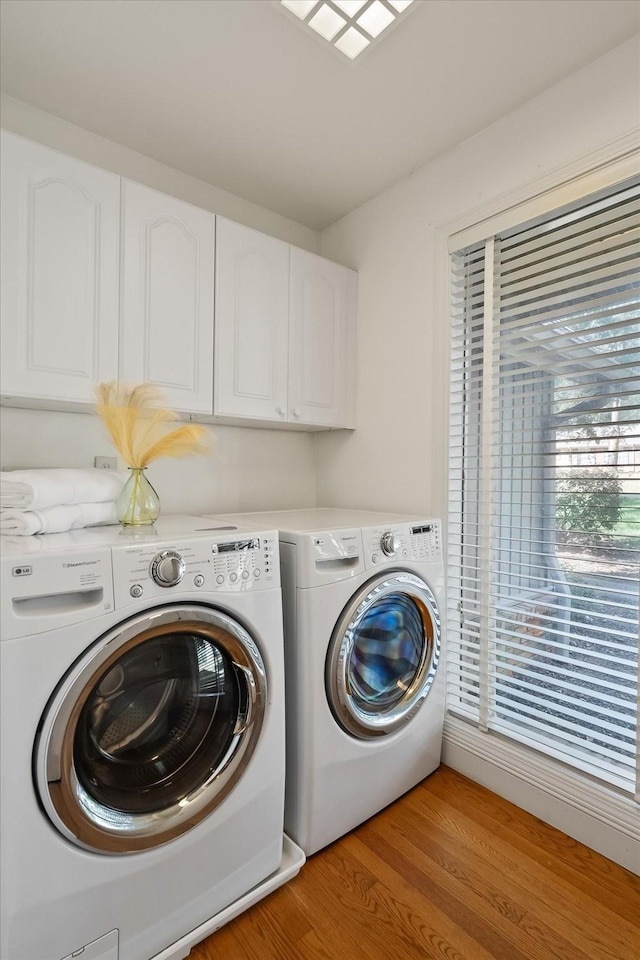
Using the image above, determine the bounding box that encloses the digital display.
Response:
[215,538,260,553]
[411,524,433,535]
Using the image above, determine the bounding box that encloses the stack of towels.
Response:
[0,468,124,536]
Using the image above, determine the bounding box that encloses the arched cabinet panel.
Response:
[214,217,289,421]
[0,131,119,404]
[289,247,356,428]
[120,180,215,414]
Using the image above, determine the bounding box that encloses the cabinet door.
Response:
[289,248,357,428]
[0,131,120,404]
[120,180,215,414]
[214,218,289,422]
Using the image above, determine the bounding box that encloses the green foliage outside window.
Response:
[556,470,622,533]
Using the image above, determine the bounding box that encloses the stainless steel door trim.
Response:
[34,604,267,854]
[326,572,441,740]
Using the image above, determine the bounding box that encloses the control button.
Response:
[150,550,185,587]
[216,574,225,585]
[229,572,238,583]
[194,574,205,587]
[402,549,409,558]
[254,569,261,578]
[130,584,143,599]
[241,570,249,580]
[371,553,378,563]
[380,531,400,557]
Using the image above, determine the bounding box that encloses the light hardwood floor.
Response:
[191,766,640,960]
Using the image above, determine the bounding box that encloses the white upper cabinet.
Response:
[0,133,357,429]
[119,180,215,414]
[289,247,357,428]
[0,131,120,404]
[215,221,357,429]
[214,217,289,422]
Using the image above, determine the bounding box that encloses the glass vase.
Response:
[116,468,160,526]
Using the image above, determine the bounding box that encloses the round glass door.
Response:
[35,605,267,853]
[326,573,440,739]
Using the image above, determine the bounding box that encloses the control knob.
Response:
[380,531,400,557]
[151,550,185,587]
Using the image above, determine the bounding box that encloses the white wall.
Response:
[0,94,319,513]
[0,407,317,516]
[316,37,640,524]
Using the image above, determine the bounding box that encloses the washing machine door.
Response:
[35,604,267,853]
[326,572,440,739]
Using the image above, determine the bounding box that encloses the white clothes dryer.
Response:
[205,509,446,856]
[0,516,291,960]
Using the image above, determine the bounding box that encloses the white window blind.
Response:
[448,177,640,795]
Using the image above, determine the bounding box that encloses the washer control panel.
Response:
[409,521,442,560]
[363,519,442,568]
[112,531,279,607]
[211,536,273,586]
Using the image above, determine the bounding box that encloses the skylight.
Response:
[278,0,417,60]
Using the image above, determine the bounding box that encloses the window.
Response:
[448,177,640,795]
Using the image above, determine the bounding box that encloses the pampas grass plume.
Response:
[95,382,210,467]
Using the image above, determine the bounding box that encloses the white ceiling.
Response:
[1,0,638,230]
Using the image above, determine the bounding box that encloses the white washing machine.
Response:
[205,508,446,856]
[0,516,295,960]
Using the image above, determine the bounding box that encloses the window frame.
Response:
[439,145,640,873]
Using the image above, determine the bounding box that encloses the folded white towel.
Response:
[0,468,124,510]
[0,501,118,536]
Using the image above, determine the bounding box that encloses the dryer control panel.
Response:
[363,519,442,568]
[111,532,279,607]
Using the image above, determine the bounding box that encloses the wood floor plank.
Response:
[286,847,383,960]
[400,786,637,960]
[343,832,502,960]
[189,766,640,960]
[291,928,346,960]
[426,767,640,923]
[319,842,457,960]
[364,816,576,960]
[194,882,313,960]
[192,924,247,960]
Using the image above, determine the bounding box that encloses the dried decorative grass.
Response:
[95,382,210,467]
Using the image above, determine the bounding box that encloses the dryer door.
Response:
[35,604,267,853]
[326,572,440,739]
